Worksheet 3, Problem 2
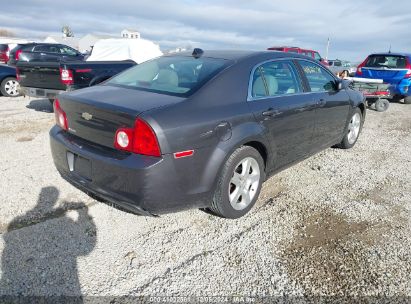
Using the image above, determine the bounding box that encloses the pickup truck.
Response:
[17,60,135,101]
[16,38,163,102]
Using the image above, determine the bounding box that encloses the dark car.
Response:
[0,64,19,97]
[50,50,365,218]
[8,43,84,66]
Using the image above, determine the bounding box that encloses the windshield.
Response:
[107,56,229,97]
[365,55,408,69]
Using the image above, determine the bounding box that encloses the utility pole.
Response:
[326,37,330,60]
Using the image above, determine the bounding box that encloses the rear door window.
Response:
[298,60,336,92]
[251,60,302,98]
[365,55,407,69]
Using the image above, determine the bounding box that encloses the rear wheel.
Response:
[210,146,265,219]
[404,96,411,104]
[1,77,20,97]
[336,108,363,149]
[375,99,389,112]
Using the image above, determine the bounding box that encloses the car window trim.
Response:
[247,58,306,102]
[295,58,339,93]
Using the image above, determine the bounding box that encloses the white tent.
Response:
[44,36,80,49]
[86,38,163,63]
[78,34,114,53]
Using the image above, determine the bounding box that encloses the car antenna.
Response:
[192,48,204,59]
[388,44,391,54]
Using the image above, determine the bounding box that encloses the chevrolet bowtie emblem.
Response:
[82,112,93,120]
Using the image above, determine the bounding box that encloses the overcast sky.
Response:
[1,0,410,61]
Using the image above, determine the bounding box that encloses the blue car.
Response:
[0,64,19,97]
[355,52,411,104]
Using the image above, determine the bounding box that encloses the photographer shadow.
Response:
[0,186,96,301]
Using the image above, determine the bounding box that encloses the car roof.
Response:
[167,50,311,61]
[370,52,411,57]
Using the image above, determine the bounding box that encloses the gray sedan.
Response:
[50,49,366,218]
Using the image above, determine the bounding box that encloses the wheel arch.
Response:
[199,122,272,201]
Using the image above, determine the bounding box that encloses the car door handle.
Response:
[262,108,280,117]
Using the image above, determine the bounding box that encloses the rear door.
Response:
[247,59,317,170]
[361,55,409,84]
[297,59,350,149]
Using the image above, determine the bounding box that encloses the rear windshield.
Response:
[107,56,229,97]
[365,55,408,69]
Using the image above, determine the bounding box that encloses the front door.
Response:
[297,59,351,150]
[247,59,317,171]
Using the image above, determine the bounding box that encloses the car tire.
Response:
[1,77,20,97]
[404,96,411,104]
[335,108,363,149]
[375,99,389,112]
[210,146,265,219]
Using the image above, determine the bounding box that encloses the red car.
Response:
[268,46,329,66]
[0,44,10,64]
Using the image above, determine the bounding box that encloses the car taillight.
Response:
[404,58,411,79]
[53,99,68,131]
[60,67,74,85]
[356,57,368,76]
[114,118,161,157]
[15,68,20,81]
[15,49,22,60]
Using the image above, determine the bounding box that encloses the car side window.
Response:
[59,46,78,56]
[298,60,336,92]
[33,45,48,52]
[251,60,302,98]
[314,52,322,61]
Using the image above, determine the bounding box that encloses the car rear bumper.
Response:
[50,126,212,215]
[391,79,411,96]
[21,86,65,99]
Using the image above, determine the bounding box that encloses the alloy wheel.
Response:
[4,79,19,97]
[347,112,361,144]
[228,157,261,210]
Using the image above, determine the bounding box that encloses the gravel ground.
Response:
[0,96,410,301]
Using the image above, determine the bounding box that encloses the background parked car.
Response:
[328,59,356,77]
[0,64,19,97]
[18,38,162,102]
[8,43,85,66]
[267,46,329,66]
[356,52,411,104]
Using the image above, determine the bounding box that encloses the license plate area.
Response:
[67,151,92,180]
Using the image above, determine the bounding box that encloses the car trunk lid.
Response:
[58,84,184,149]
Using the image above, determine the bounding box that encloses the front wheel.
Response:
[1,77,20,97]
[210,146,265,219]
[336,108,363,149]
